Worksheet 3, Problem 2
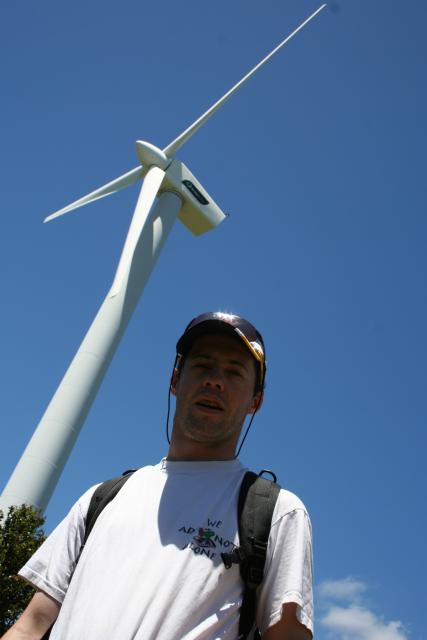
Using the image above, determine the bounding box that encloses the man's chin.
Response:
[184,420,230,445]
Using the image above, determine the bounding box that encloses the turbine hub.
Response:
[135,140,169,170]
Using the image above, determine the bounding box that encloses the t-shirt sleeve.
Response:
[18,485,98,604]
[256,489,314,635]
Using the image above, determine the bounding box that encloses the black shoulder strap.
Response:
[221,470,280,640]
[238,471,281,639]
[84,469,136,545]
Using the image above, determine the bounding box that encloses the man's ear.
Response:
[249,390,263,414]
[170,368,179,396]
[170,355,183,395]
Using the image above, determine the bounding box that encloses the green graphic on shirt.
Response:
[194,527,216,548]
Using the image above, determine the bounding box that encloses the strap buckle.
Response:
[221,547,245,569]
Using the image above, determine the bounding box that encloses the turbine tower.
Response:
[0,5,326,514]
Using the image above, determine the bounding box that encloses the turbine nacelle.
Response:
[162,159,227,236]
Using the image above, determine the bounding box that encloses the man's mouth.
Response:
[194,398,224,412]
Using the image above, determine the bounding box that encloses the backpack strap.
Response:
[83,469,136,545]
[221,470,281,640]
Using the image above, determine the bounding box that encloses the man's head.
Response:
[168,312,266,460]
[176,312,266,392]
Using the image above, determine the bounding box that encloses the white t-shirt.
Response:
[19,459,313,639]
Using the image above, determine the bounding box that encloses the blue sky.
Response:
[1,1,426,637]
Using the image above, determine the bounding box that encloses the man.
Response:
[3,312,313,639]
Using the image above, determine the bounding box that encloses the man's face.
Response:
[170,333,262,458]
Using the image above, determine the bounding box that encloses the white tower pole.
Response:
[0,168,182,513]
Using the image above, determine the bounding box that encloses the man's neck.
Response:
[166,442,236,462]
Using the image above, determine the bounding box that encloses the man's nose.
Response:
[202,368,224,390]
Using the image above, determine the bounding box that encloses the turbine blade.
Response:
[163,4,327,158]
[44,166,144,223]
[109,165,167,296]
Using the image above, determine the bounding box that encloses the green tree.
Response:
[0,505,46,634]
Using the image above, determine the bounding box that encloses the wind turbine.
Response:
[0,4,327,514]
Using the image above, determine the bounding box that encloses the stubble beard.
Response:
[176,406,241,446]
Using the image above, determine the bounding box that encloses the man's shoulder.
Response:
[272,486,310,524]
